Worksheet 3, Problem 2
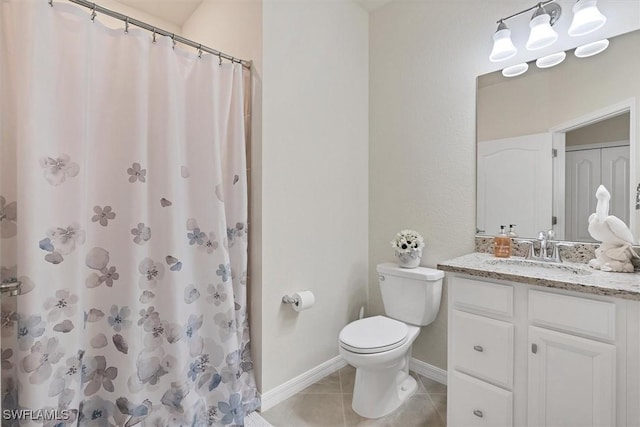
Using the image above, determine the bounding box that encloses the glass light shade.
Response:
[569,0,607,37]
[536,51,566,68]
[574,39,609,57]
[502,63,529,78]
[526,13,558,51]
[490,28,518,62]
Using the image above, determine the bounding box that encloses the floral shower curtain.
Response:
[0,2,259,425]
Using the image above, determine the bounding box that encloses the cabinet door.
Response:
[528,326,615,427]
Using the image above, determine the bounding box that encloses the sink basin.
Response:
[485,258,592,276]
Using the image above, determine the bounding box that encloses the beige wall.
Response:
[369,0,640,371]
[566,113,630,147]
[182,0,262,73]
[89,0,181,32]
[261,0,369,392]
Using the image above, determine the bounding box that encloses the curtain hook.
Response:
[198,44,203,59]
[171,34,176,50]
[49,0,53,7]
[152,28,156,44]
[218,52,222,66]
[90,3,97,21]
[124,17,129,34]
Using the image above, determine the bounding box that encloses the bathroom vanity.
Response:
[438,252,640,427]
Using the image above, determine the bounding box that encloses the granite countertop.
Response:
[437,252,640,301]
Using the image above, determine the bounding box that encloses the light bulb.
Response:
[526,11,558,51]
[490,21,517,62]
[569,0,606,37]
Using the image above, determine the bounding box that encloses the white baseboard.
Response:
[259,356,347,412]
[246,412,274,427]
[409,357,448,385]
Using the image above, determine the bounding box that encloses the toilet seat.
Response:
[339,316,408,354]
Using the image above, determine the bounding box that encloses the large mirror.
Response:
[476,29,640,243]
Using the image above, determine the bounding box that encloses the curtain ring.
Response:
[152,28,156,44]
[124,17,129,34]
[171,34,176,50]
[90,3,97,21]
[218,53,222,66]
[198,44,203,59]
[49,0,53,7]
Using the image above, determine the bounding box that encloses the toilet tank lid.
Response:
[376,263,444,280]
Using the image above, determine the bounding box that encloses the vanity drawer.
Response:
[451,310,514,389]
[449,370,513,427]
[452,276,513,318]
[529,290,616,341]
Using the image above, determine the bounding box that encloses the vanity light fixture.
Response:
[526,3,560,51]
[536,51,566,68]
[568,0,607,37]
[490,21,518,62]
[574,38,609,57]
[491,0,607,77]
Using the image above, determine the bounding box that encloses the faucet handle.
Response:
[551,242,575,263]
[514,239,536,259]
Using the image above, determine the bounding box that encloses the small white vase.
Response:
[396,249,422,268]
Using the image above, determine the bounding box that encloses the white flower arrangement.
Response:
[391,229,425,254]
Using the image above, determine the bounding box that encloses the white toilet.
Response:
[338,262,444,419]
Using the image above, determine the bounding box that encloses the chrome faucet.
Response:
[515,230,574,263]
[538,230,550,260]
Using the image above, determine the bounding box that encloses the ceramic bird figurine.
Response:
[588,185,638,272]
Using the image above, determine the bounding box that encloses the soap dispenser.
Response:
[508,224,518,238]
[494,225,511,258]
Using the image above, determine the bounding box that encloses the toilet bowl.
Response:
[339,316,420,418]
[338,263,443,419]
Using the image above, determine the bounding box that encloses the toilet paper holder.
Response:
[282,295,298,305]
[282,290,315,311]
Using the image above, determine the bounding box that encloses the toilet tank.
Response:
[376,263,444,326]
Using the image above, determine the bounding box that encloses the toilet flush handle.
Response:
[378,275,385,281]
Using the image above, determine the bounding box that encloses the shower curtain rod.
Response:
[55,0,252,69]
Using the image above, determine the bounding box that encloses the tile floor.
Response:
[261,365,447,427]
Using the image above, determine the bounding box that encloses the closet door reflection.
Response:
[565,145,629,241]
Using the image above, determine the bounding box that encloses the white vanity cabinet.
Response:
[447,274,637,427]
